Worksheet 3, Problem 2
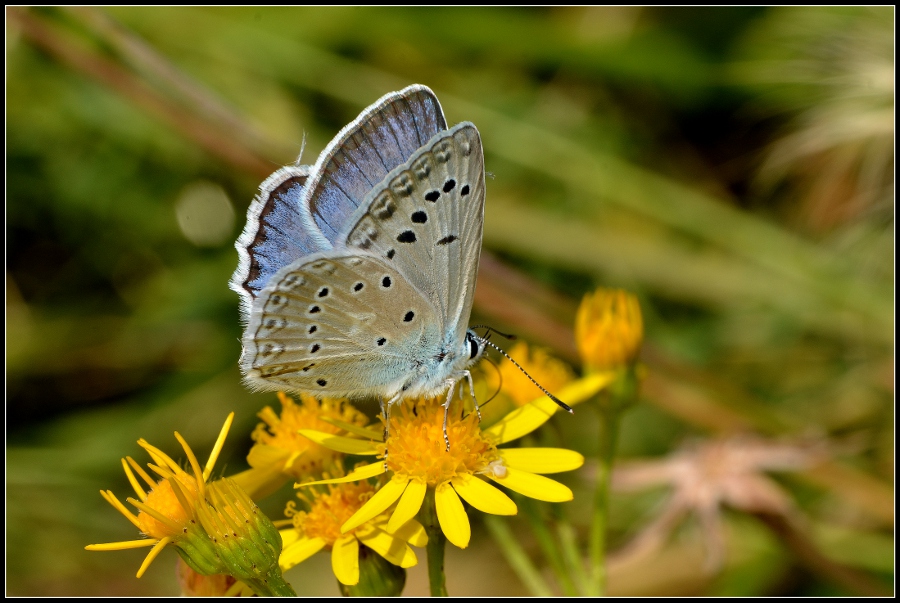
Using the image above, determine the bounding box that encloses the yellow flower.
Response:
[496,341,575,407]
[232,392,369,499]
[86,413,237,578]
[279,471,426,587]
[85,414,295,596]
[575,288,643,372]
[297,377,609,550]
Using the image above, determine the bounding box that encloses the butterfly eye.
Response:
[382,276,392,288]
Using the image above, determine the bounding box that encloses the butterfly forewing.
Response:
[231,165,334,318]
[339,123,485,340]
[242,254,441,397]
[303,85,447,243]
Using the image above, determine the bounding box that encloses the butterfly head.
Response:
[464,329,486,365]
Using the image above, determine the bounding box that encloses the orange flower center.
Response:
[295,482,376,545]
[137,471,199,539]
[384,400,499,486]
[252,392,368,478]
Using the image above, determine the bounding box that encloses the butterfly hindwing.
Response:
[303,85,447,243]
[242,253,441,397]
[339,123,485,342]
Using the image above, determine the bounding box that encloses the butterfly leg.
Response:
[462,370,482,423]
[381,394,401,470]
[442,377,459,451]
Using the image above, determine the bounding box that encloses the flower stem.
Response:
[589,367,637,596]
[554,508,591,595]
[589,406,619,596]
[522,498,578,595]
[484,515,553,596]
[243,569,297,597]
[419,489,448,597]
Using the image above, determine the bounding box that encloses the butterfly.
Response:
[230,85,487,429]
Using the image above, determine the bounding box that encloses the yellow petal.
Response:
[436,482,471,549]
[388,479,426,533]
[136,536,171,578]
[341,476,409,533]
[84,539,159,551]
[488,467,573,502]
[486,374,615,444]
[387,519,428,548]
[279,536,326,571]
[451,474,517,515]
[318,417,383,440]
[331,535,360,586]
[298,461,385,487]
[357,526,418,568]
[500,448,585,474]
[298,430,379,455]
[279,528,300,550]
[485,397,558,444]
[230,465,290,501]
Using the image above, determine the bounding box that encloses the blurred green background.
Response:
[6,6,893,596]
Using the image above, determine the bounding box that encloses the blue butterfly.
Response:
[231,85,487,429]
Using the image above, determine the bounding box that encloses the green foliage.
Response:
[6,6,892,596]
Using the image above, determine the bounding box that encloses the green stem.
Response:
[522,498,578,596]
[419,490,448,597]
[243,568,297,597]
[589,406,619,596]
[483,515,553,596]
[554,508,591,595]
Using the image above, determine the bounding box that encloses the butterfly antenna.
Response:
[475,337,573,414]
[471,325,517,341]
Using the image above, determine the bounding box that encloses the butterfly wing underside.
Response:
[241,254,441,397]
[303,85,447,244]
[339,123,485,343]
[231,165,332,319]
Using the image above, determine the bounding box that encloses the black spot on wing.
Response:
[397,230,416,243]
